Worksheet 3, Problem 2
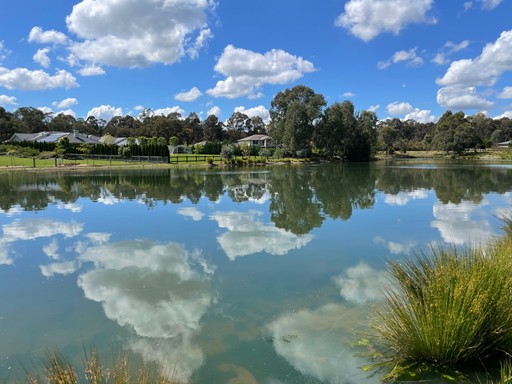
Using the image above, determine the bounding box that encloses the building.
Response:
[237,134,272,148]
[6,130,101,145]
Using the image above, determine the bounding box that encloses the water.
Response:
[1,161,511,383]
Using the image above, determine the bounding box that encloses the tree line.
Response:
[1,85,512,160]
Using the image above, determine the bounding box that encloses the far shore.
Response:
[0,149,510,173]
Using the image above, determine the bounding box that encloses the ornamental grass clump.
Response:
[373,226,512,373]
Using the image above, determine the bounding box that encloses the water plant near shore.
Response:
[25,349,178,384]
[371,216,512,381]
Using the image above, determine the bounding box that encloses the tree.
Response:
[269,85,326,153]
[12,107,48,133]
[55,137,71,157]
[203,115,224,142]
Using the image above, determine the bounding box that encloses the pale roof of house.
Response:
[237,134,271,142]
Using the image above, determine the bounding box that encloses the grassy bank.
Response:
[371,216,512,382]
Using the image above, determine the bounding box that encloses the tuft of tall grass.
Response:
[372,222,512,373]
[25,349,179,384]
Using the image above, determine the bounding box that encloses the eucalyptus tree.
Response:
[269,85,326,154]
[203,114,224,142]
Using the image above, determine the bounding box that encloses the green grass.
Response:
[371,216,512,380]
[25,349,179,384]
[0,156,154,169]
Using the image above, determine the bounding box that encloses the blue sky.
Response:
[0,0,511,124]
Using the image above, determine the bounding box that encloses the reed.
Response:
[372,220,512,378]
[25,349,178,384]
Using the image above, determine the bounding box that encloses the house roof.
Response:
[237,134,271,142]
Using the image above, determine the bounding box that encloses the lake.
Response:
[1,160,512,383]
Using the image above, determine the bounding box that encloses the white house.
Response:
[237,134,272,148]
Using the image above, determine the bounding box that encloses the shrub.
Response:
[372,225,512,377]
[273,148,285,159]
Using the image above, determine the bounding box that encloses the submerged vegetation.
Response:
[25,349,178,384]
[371,215,512,381]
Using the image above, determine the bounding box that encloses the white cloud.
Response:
[495,111,512,119]
[37,106,53,115]
[175,87,203,102]
[66,0,214,68]
[333,262,388,304]
[154,106,185,117]
[43,239,60,259]
[342,91,355,97]
[0,205,22,216]
[207,106,221,118]
[210,211,313,260]
[28,26,68,45]
[3,219,83,241]
[374,236,418,255]
[432,40,470,66]
[432,53,449,66]
[0,67,78,90]
[480,0,503,10]
[368,104,380,112]
[405,108,436,123]
[78,240,215,339]
[85,232,111,245]
[0,94,17,106]
[384,189,429,206]
[378,47,424,69]
[177,207,204,221]
[187,28,213,59]
[40,261,78,277]
[0,41,10,63]
[437,30,512,87]
[33,48,51,68]
[52,97,78,109]
[266,304,378,384]
[87,105,123,122]
[78,65,106,76]
[335,0,435,42]
[387,101,413,115]
[437,86,493,110]
[431,200,495,245]
[234,105,270,123]
[498,87,512,99]
[207,45,316,99]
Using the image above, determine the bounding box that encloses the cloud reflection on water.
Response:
[77,240,216,381]
[210,210,313,260]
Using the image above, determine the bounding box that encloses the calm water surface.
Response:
[1,161,511,383]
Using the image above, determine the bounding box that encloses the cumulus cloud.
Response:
[78,240,215,340]
[0,94,17,106]
[33,48,51,68]
[175,87,203,102]
[432,40,470,65]
[405,108,436,123]
[233,105,270,124]
[66,0,214,67]
[384,189,429,206]
[28,26,68,45]
[378,47,424,69]
[87,105,123,122]
[266,304,378,384]
[335,0,435,42]
[52,97,78,109]
[210,211,313,260]
[437,86,493,110]
[3,219,83,241]
[40,261,78,277]
[437,30,512,87]
[85,232,111,245]
[37,106,53,115]
[387,101,413,115]
[431,200,495,245]
[207,45,316,99]
[374,236,418,255]
[495,111,512,119]
[0,41,10,63]
[154,106,185,117]
[333,262,389,304]
[43,239,60,260]
[0,67,78,90]
[368,104,380,112]
[177,207,204,221]
[78,65,106,76]
[207,105,221,118]
[498,87,512,99]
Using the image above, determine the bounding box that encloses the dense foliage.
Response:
[1,85,512,160]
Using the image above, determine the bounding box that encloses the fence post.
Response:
[33,157,36,168]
